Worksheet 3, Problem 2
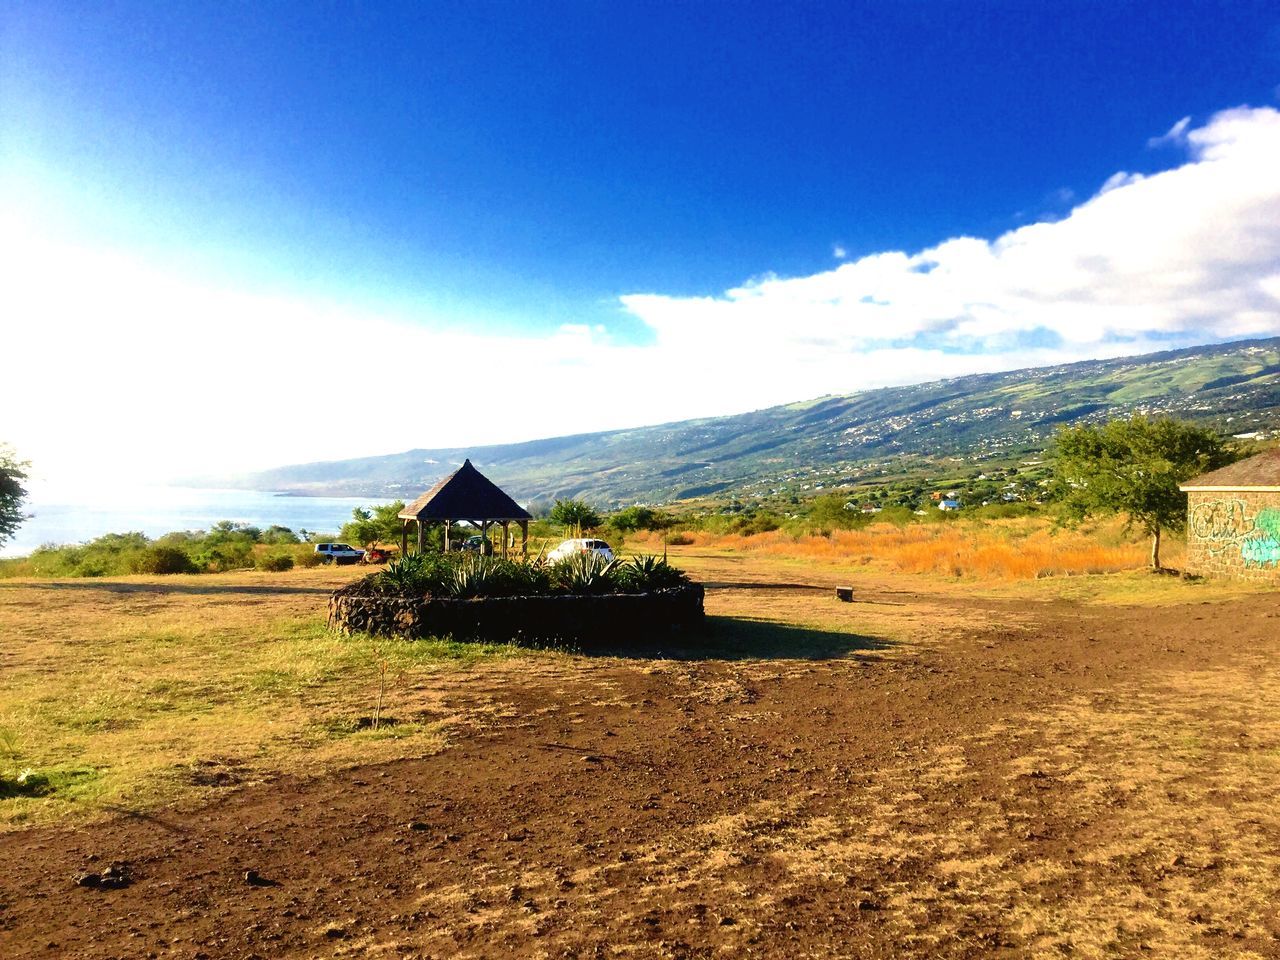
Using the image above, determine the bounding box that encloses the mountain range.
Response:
[230,338,1280,507]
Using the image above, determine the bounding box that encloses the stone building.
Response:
[1180,448,1280,582]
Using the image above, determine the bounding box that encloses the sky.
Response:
[2,1,1280,485]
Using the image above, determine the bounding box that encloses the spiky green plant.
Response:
[551,551,619,594]
[616,554,689,592]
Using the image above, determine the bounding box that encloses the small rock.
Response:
[718,916,736,926]
[77,863,131,890]
[407,821,430,831]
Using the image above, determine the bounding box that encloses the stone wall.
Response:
[328,582,705,645]
[1185,490,1280,583]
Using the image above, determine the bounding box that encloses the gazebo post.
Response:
[480,519,489,556]
[501,521,510,559]
[416,518,425,554]
[520,520,529,557]
[400,519,408,557]
[444,520,451,553]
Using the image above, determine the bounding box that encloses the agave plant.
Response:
[380,553,428,591]
[448,554,497,598]
[552,551,620,595]
[379,552,450,594]
[617,554,688,592]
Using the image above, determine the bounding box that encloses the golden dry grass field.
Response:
[1,537,1279,959]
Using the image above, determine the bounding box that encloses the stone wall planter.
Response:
[328,580,705,645]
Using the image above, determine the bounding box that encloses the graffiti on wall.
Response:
[1190,499,1280,568]
[1246,508,1280,568]
[1192,496,1254,555]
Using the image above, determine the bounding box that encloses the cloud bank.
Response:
[620,104,1280,392]
[5,105,1280,483]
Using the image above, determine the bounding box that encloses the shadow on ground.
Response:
[571,615,893,662]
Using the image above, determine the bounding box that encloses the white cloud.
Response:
[832,244,848,260]
[1148,114,1192,147]
[621,104,1280,390]
[4,105,1280,486]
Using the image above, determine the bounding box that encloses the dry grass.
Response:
[0,566,537,828]
[635,516,1173,580]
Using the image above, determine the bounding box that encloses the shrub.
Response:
[256,552,295,572]
[192,541,254,572]
[295,548,327,568]
[129,546,198,575]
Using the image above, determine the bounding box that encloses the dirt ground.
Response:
[2,561,1279,959]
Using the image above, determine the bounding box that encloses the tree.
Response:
[549,498,601,533]
[608,506,672,532]
[261,525,301,545]
[0,445,29,549]
[341,507,380,548]
[807,492,872,530]
[371,500,407,542]
[340,501,408,547]
[1053,416,1237,570]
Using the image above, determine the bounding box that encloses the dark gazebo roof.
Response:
[1181,448,1280,492]
[398,459,532,522]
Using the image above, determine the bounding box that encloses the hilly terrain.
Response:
[234,338,1280,507]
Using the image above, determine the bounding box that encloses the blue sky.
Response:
[3,2,1280,481]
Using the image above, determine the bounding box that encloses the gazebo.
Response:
[397,459,533,557]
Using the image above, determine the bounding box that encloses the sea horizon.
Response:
[2,483,394,558]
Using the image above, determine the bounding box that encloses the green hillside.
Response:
[233,338,1280,507]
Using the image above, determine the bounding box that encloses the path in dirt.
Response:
[2,584,1279,959]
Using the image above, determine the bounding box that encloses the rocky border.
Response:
[327,580,705,645]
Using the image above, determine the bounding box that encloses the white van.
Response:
[547,538,615,564]
[313,543,365,565]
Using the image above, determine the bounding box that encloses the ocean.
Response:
[2,484,394,558]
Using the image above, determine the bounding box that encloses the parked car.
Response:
[547,538,615,564]
[313,542,365,565]
[460,535,493,555]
